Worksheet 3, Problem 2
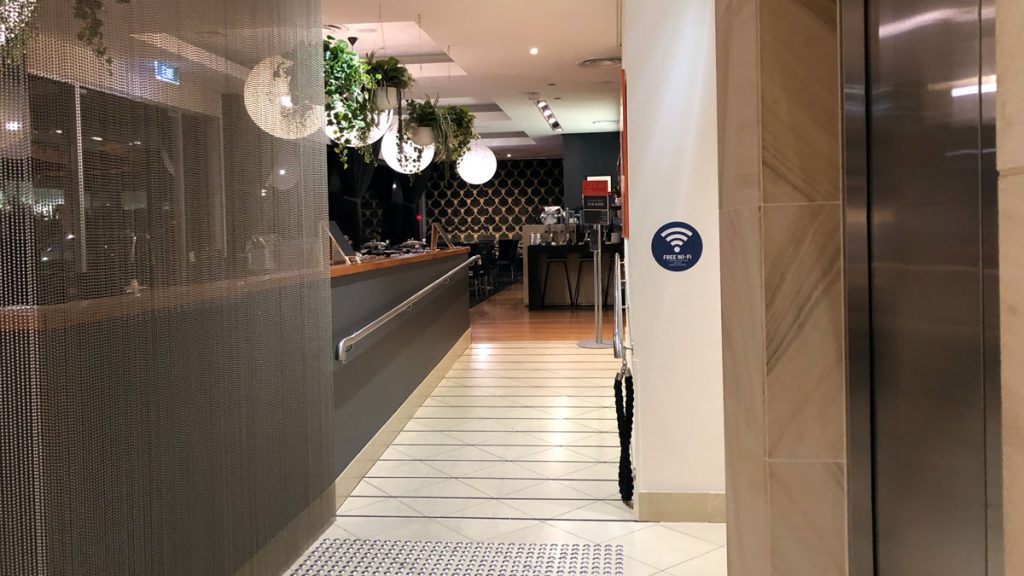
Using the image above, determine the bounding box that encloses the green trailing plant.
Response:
[74,0,131,66]
[323,36,375,167]
[1,0,131,66]
[405,97,476,176]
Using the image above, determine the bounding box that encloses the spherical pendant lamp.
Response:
[457,141,498,185]
[380,127,435,175]
[244,55,322,140]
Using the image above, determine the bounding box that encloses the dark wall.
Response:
[331,255,469,473]
[425,158,563,242]
[562,132,621,209]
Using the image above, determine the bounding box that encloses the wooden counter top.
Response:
[330,247,470,279]
[0,268,324,332]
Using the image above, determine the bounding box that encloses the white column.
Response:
[622,0,725,520]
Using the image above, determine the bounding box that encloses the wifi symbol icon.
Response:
[652,221,703,272]
[660,227,694,253]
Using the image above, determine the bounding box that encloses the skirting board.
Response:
[331,328,473,510]
[636,491,727,523]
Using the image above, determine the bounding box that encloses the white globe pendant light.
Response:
[380,127,435,175]
[325,109,395,148]
[457,141,497,185]
[244,55,322,140]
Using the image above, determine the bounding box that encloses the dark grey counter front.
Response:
[331,252,470,475]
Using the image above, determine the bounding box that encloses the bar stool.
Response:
[573,254,615,307]
[540,256,574,308]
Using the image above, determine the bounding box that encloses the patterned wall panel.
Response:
[0,1,332,575]
[426,159,564,241]
[356,159,563,244]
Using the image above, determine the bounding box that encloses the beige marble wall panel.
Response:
[1000,172,1024,575]
[720,206,770,573]
[760,0,841,204]
[763,203,845,460]
[768,461,847,576]
[997,0,1024,172]
[717,0,762,210]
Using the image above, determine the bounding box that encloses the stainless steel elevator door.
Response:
[867,0,998,574]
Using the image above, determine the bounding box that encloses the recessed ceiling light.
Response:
[91,136,103,141]
[578,56,622,69]
[530,47,539,55]
[506,153,512,158]
[593,120,619,127]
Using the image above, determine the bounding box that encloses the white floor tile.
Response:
[515,460,596,479]
[433,518,539,542]
[556,501,636,521]
[366,460,447,478]
[662,522,729,547]
[384,518,475,542]
[337,497,422,518]
[505,498,593,519]
[662,547,728,576]
[544,520,650,544]
[405,478,491,499]
[483,522,593,544]
[461,477,547,498]
[349,480,388,497]
[505,480,595,500]
[607,525,719,570]
[557,480,621,499]
[396,497,478,518]
[456,499,534,519]
[365,477,447,497]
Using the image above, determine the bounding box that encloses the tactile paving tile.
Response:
[291,539,626,576]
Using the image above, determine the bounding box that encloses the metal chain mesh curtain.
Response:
[0,1,332,574]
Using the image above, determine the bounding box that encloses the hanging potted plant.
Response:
[405,98,476,164]
[324,36,376,166]
[364,52,414,112]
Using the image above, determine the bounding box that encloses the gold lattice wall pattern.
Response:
[0,1,333,575]
[424,159,565,242]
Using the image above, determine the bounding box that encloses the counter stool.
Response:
[573,255,615,307]
[540,256,574,308]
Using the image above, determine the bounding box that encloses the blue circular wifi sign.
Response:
[651,221,703,272]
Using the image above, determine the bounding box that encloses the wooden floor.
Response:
[470,281,614,342]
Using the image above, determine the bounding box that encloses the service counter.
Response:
[330,248,471,475]
[524,243,623,309]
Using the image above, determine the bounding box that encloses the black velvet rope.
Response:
[614,370,635,505]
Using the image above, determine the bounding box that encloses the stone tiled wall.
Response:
[998,0,1024,571]
[716,0,847,574]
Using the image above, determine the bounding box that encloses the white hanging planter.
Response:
[374,87,400,111]
[410,126,435,146]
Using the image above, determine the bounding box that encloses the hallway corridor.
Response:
[296,338,727,575]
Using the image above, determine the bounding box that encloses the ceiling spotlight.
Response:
[91,136,103,141]
[530,47,539,56]
[533,98,562,134]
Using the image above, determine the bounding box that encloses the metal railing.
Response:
[612,252,627,359]
[336,255,481,364]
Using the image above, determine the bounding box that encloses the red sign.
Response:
[582,180,610,197]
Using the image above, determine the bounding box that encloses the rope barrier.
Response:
[613,365,635,505]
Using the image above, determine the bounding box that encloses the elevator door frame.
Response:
[841,0,1001,574]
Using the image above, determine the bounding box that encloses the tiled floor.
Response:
[300,341,727,575]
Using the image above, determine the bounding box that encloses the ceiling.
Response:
[321,0,623,158]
